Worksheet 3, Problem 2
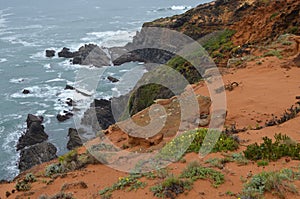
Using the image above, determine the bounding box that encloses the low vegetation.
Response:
[243,133,300,161]
[15,173,36,191]
[241,169,300,199]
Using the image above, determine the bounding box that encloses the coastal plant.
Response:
[25,173,37,183]
[99,173,147,196]
[262,49,282,59]
[257,160,269,167]
[243,133,300,161]
[150,176,192,198]
[45,163,64,177]
[241,169,300,199]
[180,161,225,187]
[15,173,37,191]
[38,192,75,199]
[15,180,31,191]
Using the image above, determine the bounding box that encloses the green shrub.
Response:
[45,163,64,177]
[180,161,224,187]
[15,180,31,191]
[243,133,300,161]
[263,50,282,59]
[242,169,299,199]
[150,176,192,198]
[25,173,37,183]
[257,160,269,167]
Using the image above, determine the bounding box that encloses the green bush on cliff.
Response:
[243,133,300,161]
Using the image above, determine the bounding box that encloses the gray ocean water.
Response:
[0,0,209,180]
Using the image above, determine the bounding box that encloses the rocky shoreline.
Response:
[14,0,300,179]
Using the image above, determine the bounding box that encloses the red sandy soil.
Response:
[1,37,300,199]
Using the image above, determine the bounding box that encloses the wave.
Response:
[150,5,192,13]
[0,58,7,63]
[81,30,136,48]
[1,35,39,47]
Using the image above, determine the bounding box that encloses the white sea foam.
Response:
[45,78,66,83]
[81,30,136,47]
[0,58,7,63]
[170,5,191,10]
[1,35,39,47]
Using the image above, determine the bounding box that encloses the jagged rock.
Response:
[81,99,116,131]
[56,111,73,122]
[18,142,57,172]
[58,47,77,58]
[58,44,110,67]
[107,76,119,83]
[67,128,83,150]
[65,85,75,90]
[22,89,30,94]
[16,114,48,151]
[45,50,55,58]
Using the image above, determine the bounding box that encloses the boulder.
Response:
[16,114,48,151]
[67,128,83,150]
[22,89,30,94]
[56,111,73,122]
[18,142,57,171]
[65,85,75,90]
[107,76,119,83]
[45,50,55,58]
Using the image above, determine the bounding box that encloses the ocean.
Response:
[0,0,209,180]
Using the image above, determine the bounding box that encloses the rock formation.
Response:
[17,114,57,171]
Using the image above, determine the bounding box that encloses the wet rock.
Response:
[107,76,119,83]
[45,50,55,58]
[16,114,48,151]
[67,128,83,150]
[56,111,73,122]
[16,114,57,171]
[22,89,30,94]
[18,142,57,171]
[58,47,77,58]
[65,85,75,90]
[66,98,76,106]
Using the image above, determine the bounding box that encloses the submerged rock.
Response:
[22,89,30,94]
[107,76,119,83]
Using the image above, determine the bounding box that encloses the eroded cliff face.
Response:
[143,0,300,44]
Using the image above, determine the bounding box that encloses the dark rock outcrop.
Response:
[17,114,57,172]
[81,99,116,131]
[18,142,57,171]
[45,50,55,58]
[16,114,48,151]
[56,111,73,122]
[107,76,119,83]
[58,47,77,58]
[22,89,30,94]
[112,48,174,66]
[67,128,83,150]
[58,44,111,67]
